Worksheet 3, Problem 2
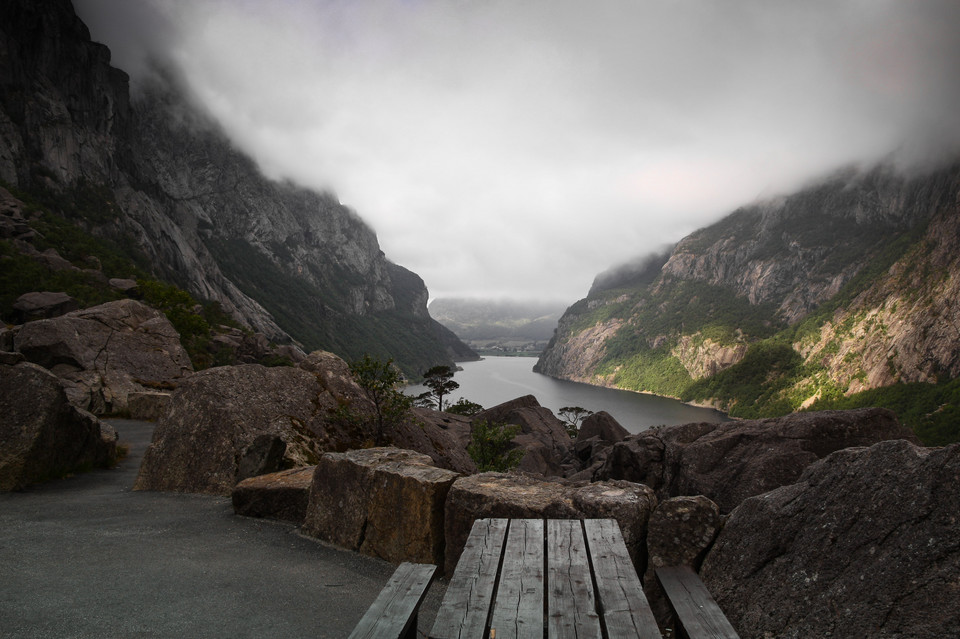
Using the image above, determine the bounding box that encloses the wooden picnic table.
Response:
[429,518,662,639]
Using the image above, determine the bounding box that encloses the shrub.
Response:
[467,420,524,472]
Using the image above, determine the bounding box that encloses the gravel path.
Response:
[0,419,445,638]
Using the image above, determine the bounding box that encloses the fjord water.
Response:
[407,356,728,433]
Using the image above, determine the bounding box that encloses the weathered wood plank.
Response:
[349,562,437,639]
[547,519,602,639]
[489,519,544,639]
[583,519,662,639]
[656,565,740,639]
[430,518,509,639]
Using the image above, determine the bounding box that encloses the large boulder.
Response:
[301,447,459,565]
[701,440,960,639]
[1,362,117,490]
[595,408,918,512]
[571,410,630,479]
[231,466,315,524]
[12,291,79,322]
[473,395,574,476]
[134,353,373,495]
[14,299,193,414]
[443,472,656,575]
[387,408,476,474]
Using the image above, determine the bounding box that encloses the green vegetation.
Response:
[446,397,483,416]
[806,378,960,446]
[467,420,525,472]
[347,355,414,445]
[682,340,805,418]
[205,237,451,377]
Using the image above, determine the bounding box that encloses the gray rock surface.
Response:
[14,298,193,414]
[134,355,370,495]
[302,447,459,565]
[1,362,117,490]
[595,408,918,512]
[701,439,960,639]
[12,291,79,322]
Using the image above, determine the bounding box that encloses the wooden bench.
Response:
[429,518,662,639]
[655,565,739,639]
[349,562,438,639]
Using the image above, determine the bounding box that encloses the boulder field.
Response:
[3,307,955,637]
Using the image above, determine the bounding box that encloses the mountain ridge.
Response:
[0,0,474,375]
[536,159,960,443]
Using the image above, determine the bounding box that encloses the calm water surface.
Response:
[406,356,728,433]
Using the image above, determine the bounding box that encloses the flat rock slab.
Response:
[232,466,316,524]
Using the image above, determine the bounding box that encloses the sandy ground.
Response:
[0,419,446,638]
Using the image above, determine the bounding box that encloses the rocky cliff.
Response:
[0,0,474,375]
[537,160,960,442]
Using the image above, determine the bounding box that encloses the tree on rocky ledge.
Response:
[418,365,459,411]
[347,355,413,445]
[559,406,594,438]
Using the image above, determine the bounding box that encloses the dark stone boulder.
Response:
[134,355,374,495]
[12,291,79,322]
[473,395,574,476]
[572,410,631,478]
[231,466,315,524]
[701,440,960,639]
[301,447,459,565]
[14,298,193,414]
[1,362,117,490]
[388,407,476,474]
[577,410,630,443]
[596,408,918,512]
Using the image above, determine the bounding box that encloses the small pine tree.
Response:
[347,355,413,445]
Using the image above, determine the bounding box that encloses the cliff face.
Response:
[0,0,474,374]
[536,160,960,417]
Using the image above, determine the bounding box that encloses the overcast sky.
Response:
[75,0,960,303]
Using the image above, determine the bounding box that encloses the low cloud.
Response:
[76,0,960,303]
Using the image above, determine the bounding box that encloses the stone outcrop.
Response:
[12,291,79,323]
[134,353,374,495]
[442,472,656,575]
[643,496,722,630]
[231,466,315,524]
[14,299,193,414]
[473,395,574,476]
[1,362,117,490]
[301,448,459,565]
[536,161,960,414]
[571,410,630,480]
[387,407,476,474]
[595,408,918,512]
[701,440,960,639]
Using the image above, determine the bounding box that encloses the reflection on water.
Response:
[406,356,729,434]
